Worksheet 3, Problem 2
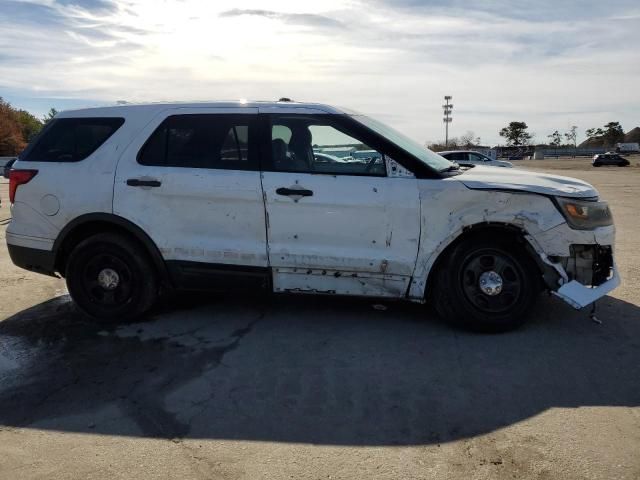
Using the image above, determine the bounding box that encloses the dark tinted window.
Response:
[442,152,467,162]
[21,118,124,162]
[138,115,253,170]
[269,116,386,176]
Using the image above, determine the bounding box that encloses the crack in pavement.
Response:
[0,301,267,439]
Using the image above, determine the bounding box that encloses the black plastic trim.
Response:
[166,261,271,291]
[7,244,57,277]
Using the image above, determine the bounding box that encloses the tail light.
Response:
[9,169,38,203]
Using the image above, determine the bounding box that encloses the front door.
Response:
[113,108,268,289]
[259,113,421,297]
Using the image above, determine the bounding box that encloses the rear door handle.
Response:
[126,178,162,187]
[276,187,313,197]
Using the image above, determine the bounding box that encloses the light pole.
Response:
[443,95,453,147]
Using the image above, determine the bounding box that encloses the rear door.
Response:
[113,108,268,289]
[259,112,421,297]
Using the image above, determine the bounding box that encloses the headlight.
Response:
[555,197,613,230]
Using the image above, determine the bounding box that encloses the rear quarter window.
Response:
[20,117,124,162]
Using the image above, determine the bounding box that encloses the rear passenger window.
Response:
[138,115,254,170]
[445,152,466,162]
[20,118,124,162]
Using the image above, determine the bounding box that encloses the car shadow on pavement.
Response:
[0,292,638,446]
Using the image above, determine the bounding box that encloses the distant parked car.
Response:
[439,150,513,168]
[313,152,346,163]
[592,153,630,167]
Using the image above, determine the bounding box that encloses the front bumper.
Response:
[552,261,621,309]
[530,223,619,309]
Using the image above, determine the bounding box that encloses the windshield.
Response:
[352,115,455,172]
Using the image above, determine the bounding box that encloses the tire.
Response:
[65,232,158,322]
[432,236,539,333]
[593,163,601,167]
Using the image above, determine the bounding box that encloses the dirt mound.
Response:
[579,126,640,148]
[624,127,640,143]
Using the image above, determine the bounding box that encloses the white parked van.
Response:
[6,101,619,331]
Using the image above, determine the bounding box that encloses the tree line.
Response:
[0,97,57,156]
[498,121,626,148]
[427,131,482,151]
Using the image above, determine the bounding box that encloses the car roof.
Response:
[56,100,351,118]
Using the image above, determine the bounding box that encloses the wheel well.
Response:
[425,223,544,299]
[54,216,170,286]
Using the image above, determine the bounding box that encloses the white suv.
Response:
[6,101,619,331]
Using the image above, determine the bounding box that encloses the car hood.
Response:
[456,165,598,198]
[494,160,513,167]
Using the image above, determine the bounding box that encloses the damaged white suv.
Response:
[6,101,619,331]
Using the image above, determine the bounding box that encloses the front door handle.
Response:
[126,178,162,187]
[276,187,313,197]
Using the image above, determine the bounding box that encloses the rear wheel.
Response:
[432,236,539,332]
[65,233,158,322]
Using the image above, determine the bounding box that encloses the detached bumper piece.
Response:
[553,245,619,309]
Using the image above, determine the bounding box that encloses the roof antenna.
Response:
[278,97,292,102]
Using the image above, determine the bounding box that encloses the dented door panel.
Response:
[272,268,410,297]
[114,107,268,268]
[262,172,420,296]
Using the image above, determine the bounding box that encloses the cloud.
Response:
[370,0,640,21]
[219,8,345,29]
[55,0,118,12]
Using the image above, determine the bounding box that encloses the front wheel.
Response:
[432,237,540,332]
[65,232,158,322]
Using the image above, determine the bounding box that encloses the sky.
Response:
[0,0,638,146]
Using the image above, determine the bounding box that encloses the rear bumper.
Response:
[6,242,58,277]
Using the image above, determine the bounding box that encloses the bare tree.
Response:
[459,131,481,148]
[564,126,578,157]
[564,126,577,147]
[547,130,562,147]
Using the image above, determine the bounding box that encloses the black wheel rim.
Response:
[82,253,134,308]
[460,248,523,314]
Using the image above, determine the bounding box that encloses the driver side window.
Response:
[468,153,486,162]
[269,116,386,176]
